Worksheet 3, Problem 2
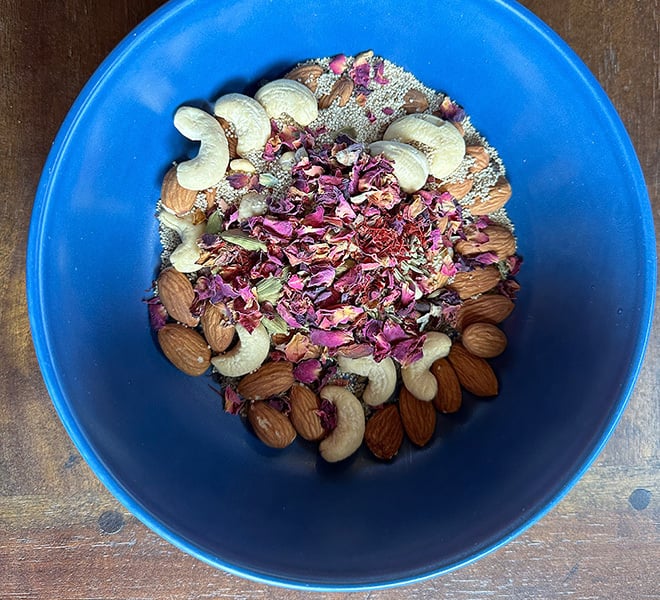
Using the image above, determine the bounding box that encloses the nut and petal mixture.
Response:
[149,52,522,463]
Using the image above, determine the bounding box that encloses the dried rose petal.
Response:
[437,96,465,122]
[226,173,250,189]
[473,252,500,265]
[284,332,321,362]
[373,60,389,84]
[316,398,338,431]
[309,328,353,348]
[147,297,168,330]
[329,54,347,74]
[223,386,245,415]
[267,396,292,415]
[349,62,371,87]
[293,359,323,384]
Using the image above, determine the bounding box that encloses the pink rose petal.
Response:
[293,359,323,384]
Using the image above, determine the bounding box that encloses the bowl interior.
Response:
[28,0,655,590]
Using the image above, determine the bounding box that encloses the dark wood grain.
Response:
[1,1,658,598]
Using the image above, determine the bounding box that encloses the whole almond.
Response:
[289,384,325,441]
[157,323,211,376]
[402,88,429,114]
[470,177,512,215]
[431,358,462,413]
[365,404,404,460]
[237,361,295,400]
[466,145,490,173]
[449,265,501,299]
[448,343,498,397]
[285,63,324,92]
[462,322,507,358]
[442,178,474,199]
[215,116,239,159]
[200,303,235,353]
[248,402,296,449]
[157,267,198,327]
[456,294,514,331]
[318,77,354,109]
[399,386,436,447]
[455,224,516,259]
[161,166,199,215]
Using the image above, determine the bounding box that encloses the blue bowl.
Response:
[27,0,655,590]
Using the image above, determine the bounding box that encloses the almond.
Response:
[399,386,436,447]
[157,323,211,376]
[431,358,462,413]
[462,322,507,358]
[237,361,294,400]
[157,268,198,327]
[247,402,296,448]
[469,177,512,215]
[160,166,199,215]
[215,115,239,159]
[449,265,501,299]
[318,77,354,109]
[289,384,325,441]
[402,88,429,114]
[454,224,516,259]
[285,63,324,92]
[442,178,473,199]
[200,303,235,353]
[466,145,490,172]
[271,332,293,346]
[448,343,498,397]
[456,294,514,331]
[204,187,217,211]
[365,404,404,460]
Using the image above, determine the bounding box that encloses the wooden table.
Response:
[2,1,657,597]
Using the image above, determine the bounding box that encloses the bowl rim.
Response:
[26,0,656,591]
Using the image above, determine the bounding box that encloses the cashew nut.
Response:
[213,93,271,157]
[336,355,397,406]
[158,210,205,273]
[254,79,319,126]
[400,332,452,401]
[173,106,229,190]
[368,140,430,193]
[210,323,270,377]
[238,192,268,221]
[229,158,257,173]
[278,151,296,170]
[318,386,365,463]
[383,114,465,179]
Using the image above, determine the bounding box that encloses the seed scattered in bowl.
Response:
[148,52,523,463]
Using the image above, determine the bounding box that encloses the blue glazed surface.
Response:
[27,0,655,590]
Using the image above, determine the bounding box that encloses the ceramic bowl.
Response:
[27,0,655,590]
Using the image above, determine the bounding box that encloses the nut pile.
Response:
[149,52,522,463]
